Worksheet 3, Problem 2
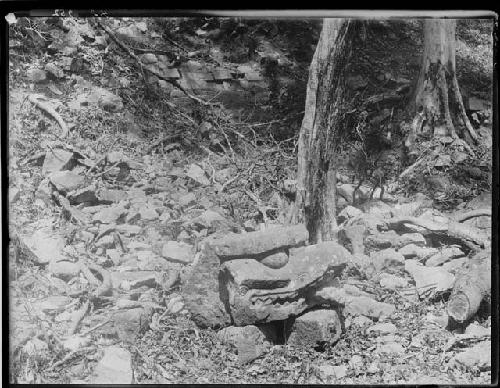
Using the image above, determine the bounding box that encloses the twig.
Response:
[79,318,112,336]
[28,94,69,137]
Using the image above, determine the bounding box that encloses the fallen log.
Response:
[447,248,491,323]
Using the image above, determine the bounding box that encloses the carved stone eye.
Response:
[238,285,249,296]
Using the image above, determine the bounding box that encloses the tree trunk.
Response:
[447,248,491,323]
[407,19,478,148]
[291,19,355,243]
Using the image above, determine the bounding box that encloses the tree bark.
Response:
[407,19,478,148]
[291,18,355,243]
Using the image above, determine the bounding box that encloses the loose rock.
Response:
[161,241,194,264]
[49,170,85,194]
[90,346,134,384]
[288,309,342,348]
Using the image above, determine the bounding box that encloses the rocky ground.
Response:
[7,16,493,384]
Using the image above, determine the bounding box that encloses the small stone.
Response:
[106,249,123,265]
[191,210,228,231]
[92,205,127,224]
[67,185,98,205]
[367,322,397,334]
[97,189,127,204]
[62,335,91,351]
[260,251,289,269]
[243,219,257,232]
[95,234,115,249]
[97,89,123,112]
[452,340,491,370]
[36,295,72,314]
[127,241,152,251]
[48,170,85,194]
[115,224,141,236]
[10,187,21,204]
[350,355,363,369]
[379,273,408,290]
[287,309,342,348]
[161,241,194,264]
[44,62,64,78]
[90,346,134,384]
[365,230,399,251]
[186,163,210,186]
[47,260,81,282]
[167,295,185,314]
[369,248,405,272]
[140,53,157,64]
[217,325,271,364]
[337,184,356,203]
[139,205,158,221]
[42,148,74,175]
[27,68,47,83]
[405,260,455,297]
[398,244,438,260]
[425,246,465,266]
[395,233,426,249]
[344,296,395,319]
[178,192,196,207]
[17,227,66,265]
[318,364,347,380]
[338,206,363,223]
[351,315,373,327]
[377,342,405,355]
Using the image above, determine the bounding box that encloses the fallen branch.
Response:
[94,19,213,107]
[28,94,69,137]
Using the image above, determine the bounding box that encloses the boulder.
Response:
[287,309,342,348]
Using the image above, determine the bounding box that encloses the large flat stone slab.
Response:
[212,224,308,259]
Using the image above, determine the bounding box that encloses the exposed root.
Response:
[28,94,69,137]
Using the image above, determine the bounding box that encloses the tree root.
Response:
[453,209,491,222]
[384,215,488,251]
[28,94,69,137]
